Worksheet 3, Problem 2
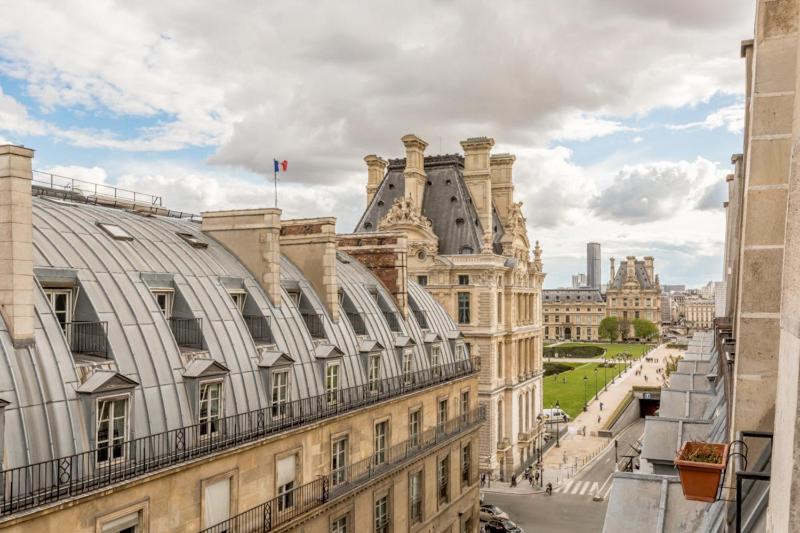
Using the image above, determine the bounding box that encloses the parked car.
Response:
[479,504,509,522]
[484,518,523,533]
[541,408,570,423]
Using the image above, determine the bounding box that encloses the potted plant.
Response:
[674,441,729,502]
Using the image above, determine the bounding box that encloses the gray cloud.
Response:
[696,179,727,211]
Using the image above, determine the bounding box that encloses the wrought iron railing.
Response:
[64,321,108,358]
[201,406,485,533]
[244,315,274,344]
[0,359,478,517]
[346,312,367,335]
[169,317,203,349]
[382,310,401,332]
[301,312,326,338]
[411,309,428,329]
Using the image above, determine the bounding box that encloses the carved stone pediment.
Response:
[379,197,433,231]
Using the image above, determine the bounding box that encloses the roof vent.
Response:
[455,218,464,225]
[446,179,452,185]
[450,196,457,202]
[177,232,208,249]
[377,200,384,207]
[426,180,432,186]
[364,222,373,229]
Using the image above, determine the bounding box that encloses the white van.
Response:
[542,408,570,423]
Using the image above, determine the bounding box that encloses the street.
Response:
[483,419,645,533]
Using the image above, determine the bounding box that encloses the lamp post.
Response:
[594,367,599,400]
[553,401,561,448]
[583,375,589,411]
[604,362,608,391]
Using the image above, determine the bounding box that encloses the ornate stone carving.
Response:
[533,240,543,273]
[379,197,433,231]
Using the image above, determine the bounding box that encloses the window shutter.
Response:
[204,477,231,527]
[277,455,296,487]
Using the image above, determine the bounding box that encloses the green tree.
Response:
[598,316,619,342]
[632,318,659,340]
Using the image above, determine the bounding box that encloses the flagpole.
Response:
[273,161,278,208]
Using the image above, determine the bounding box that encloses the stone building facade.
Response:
[680,296,715,332]
[542,289,605,341]
[355,135,545,479]
[0,145,481,533]
[604,256,662,336]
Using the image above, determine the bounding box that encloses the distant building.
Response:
[605,256,662,337]
[586,242,601,289]
[714,281,726,317]
[571,273,587,288]
[542,289,606,341]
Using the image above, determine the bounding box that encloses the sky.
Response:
[0,0,755,288]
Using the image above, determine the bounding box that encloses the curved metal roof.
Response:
[0,196,463,469]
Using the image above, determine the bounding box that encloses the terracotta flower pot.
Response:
[674,442,729,502]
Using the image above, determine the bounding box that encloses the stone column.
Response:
[401,134,427,212]
[0,145,35,347]
[490,153,515,225]
[461,137,495,252]
[364,154,388,206]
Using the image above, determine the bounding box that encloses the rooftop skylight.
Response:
[96,222,133,241]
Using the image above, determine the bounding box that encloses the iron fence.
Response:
[301,312,326,338]
[202,406,486,533]
[346,312,367,335]
[64,321,108,358]
[169,317,204,349]
[382,311,401,332]
[0,359,477,518]
[244,315,274,344]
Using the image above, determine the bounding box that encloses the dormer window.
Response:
[325,363,340,405]
[177,232,208,249]
[96,396,129,464]
[152,290,174,318]
[271,369,290,418]
[402,350,413,384]
[97,222,133,241]
[45,288,72,332]
[431,344,442,376]
[227,290,247,313]
[368,355,381,394]
[199,380,223,438]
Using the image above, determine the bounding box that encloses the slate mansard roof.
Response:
[354,155,505,255]
[0,195,465,470]
[542,288,605,304]
[609,259,655,290]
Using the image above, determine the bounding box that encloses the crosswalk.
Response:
[553,479,611,499]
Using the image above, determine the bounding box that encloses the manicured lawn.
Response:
[543,361,627,419]
[548,342,651,360]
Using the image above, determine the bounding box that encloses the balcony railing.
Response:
[244,315,274,345]
[383,310,401,332]
[201,406,486,533]
[346,312,367,335]
[301,312,326,338]
[169,317,203,349]
[0,359,478,518]
[411,309,428,329]
[64,321,109,358]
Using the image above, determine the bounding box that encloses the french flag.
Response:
[273,159,288,172]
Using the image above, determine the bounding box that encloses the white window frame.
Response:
[374,420,388,465]
[326,363,340,405]
[331,515,348,533]
[461,390,470,422]
[199,380,223,438]
[368,355,381,394]
[409,469,423,524]
[228,290,247,313]
[151,289,174,319]
[409,408,421,447]
[437,454,450,504]
[331,437,348,487]
[97,222,134,241]
[438,398,448,429]
[271,369,290,418]
[96,394,130,465]
[374,494,389,533]
[431,344,442,376]
[45,288,73,332]
[402,350,413,384]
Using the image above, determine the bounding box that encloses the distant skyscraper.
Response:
[571,273,587,288]
[587,242,601,289]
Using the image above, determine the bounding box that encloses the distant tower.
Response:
[587,242,601,289]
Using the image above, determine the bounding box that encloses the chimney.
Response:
[202,208,283,307]
[644,256,654,283]
[280,218,339,321]
[401,134,428,211]
[0,145,35,347]
[490,153,515,225]
[460,137,496,251]
[609,257,616,282]
[364,154,388,205]
[337,232,409,318]
[626,256,636,282]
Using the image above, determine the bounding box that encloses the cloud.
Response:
[632,136,644,143]
[695,179,727,211]
[589,157,727,224]
[668,102,744,134]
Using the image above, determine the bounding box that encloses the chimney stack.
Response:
[609,257,616,282]
[490,153,515,225]
[364,154,388,206]
[644,256,654,283]
[626,256,636,282]
[0,145,35,347]
[401,134,428,212]
[460,137,495,251]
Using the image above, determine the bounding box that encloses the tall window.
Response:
[97,397,128,464]
[152,290,174,319]
[417,275,428,286]
[457,292,470,324]
[277,455,296,511]
[326,363,340,405]
[331,437,348,487]
[409,409,421,447]
[438,398,448,430]
[45,289,71,331]
[431,344,441,376]
[374,495,389,533]
[374,421,388,465]
[368,355,381,394]
[497,294,502,323]
[461,443,471,487]
[438,454,450,504]
[199,381,223,437]
[635,311,640,319]
[331,516,348,533]
[402,350,413,384]
[271,370,289,417]
[461,390,470,423]
[409,470,423,524]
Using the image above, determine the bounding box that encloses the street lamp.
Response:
[553,401,561,448]
[604,362,608,391]
[583,375,589,411]
[594,367,599,400]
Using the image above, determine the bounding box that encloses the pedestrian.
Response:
[597,414,601,424]
[529,474,534,486]
[481,473,486,487]
[511,473,517,487]
[546,482,553,495]
[599,402,603,411]
[535,471,540,484]
[644,374,648,382]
